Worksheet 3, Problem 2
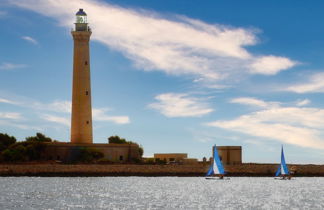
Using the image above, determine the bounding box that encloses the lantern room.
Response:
[75,9,89,31]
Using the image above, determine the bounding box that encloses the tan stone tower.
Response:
[70,9,93,143]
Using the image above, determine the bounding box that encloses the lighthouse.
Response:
[42,9,141,163]
[70,9,93,143]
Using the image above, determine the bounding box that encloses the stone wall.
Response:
[0,163,323,176]
[41,142,140,163]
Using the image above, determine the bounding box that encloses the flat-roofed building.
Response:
[213,146,242,165]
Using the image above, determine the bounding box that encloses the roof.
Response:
[76,8,87,16]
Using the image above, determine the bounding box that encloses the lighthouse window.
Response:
[85,61,88,65]
[86,91,89,95]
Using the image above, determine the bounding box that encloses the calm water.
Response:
[0,177,323,209]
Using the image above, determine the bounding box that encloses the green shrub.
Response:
[0,133,16,152]
[2,145,27,161]
[0,132,49,162]
[26,133,52,142]
[108,136,127,144]
[108,135,144,158]
[78,147,104,162]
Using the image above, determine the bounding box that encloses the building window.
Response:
[86,121,89,124]
[85,61,88,65]
[86,91,89,95]
[57,155,60,160]
[119,155,123,161]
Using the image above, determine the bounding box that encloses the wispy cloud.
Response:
[9,0,297,87]
[40,114,69,126]
[45,100,71,113]
[0,97,19,105]
[249,55,296,75]
[230,97,280,108]
[21,36,38,45]
[0,112,22,120]
[284,72,324,93]
[207,98,324,150]
[0,120,42,130]
[296,99,310,107]
[149,93,213,117]
[0,96,130,125]
[93,108,130,124]
[0,62,27,70]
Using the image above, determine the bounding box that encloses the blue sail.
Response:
[281,146,289,175]
[206,165,213,176]
[275,165,281,177]
[205,144,225,176]
[275,145,289,176]
[213,145,225,175]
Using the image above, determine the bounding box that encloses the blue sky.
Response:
[1,0,324,163]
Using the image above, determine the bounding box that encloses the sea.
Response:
[0,177,323,209]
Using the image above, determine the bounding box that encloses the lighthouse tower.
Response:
[70,9,93,143]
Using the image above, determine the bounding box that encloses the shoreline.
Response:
[0,163,323,177]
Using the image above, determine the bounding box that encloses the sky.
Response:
[1,0,324,164]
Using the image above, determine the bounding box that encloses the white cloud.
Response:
[0,98,19,105]
[0,112,22,120]
[0,62,26,70]
[149,93,213,117]
[0,96,130,125]
[0,120,42,130]
[250,55,296,75]
[41,114,70,126]
[296,99,310,106]
[93,108,130,124]
[46,100,71,113]
[207,100,324,150]
[284,72,324,93]
[9,0,296,87]
[21,36,38,45]
[0,98,71,113]
[230,97,280,108]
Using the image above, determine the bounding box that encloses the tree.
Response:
[108,135,144,158]
[0,133,51,162]
[0,133,16,152]
[2,145,27,161]
[78,147,104,162]
[138,146,144,157]
[26,133,52,142]
[108,135,127,144]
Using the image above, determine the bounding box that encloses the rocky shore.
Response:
[0,163,323,177]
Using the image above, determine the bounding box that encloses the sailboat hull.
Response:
[274,176,293,180]
[205,177,230,180]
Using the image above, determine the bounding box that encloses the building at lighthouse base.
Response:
[41,142,141,163]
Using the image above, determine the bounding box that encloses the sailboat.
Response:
[275,145,291,180]
[205,145,228,180]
